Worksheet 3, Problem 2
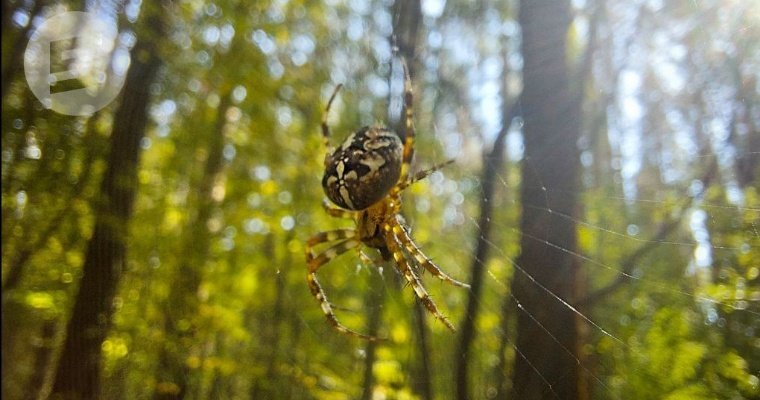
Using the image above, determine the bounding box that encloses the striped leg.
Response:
[322,199,356,219]
[305,229,380,341]
[396,159,455,192]
[382,221,455,332]
[306,229,357,254]
[398,58,416,185]
[394,219,470,289]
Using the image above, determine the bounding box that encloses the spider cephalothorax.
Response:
[306,61,469,341]
[322,126,403,210]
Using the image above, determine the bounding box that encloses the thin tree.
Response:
[454,64,517,400]
[388,1,437,399]
[49,5,166,399]
[510,0,582,399]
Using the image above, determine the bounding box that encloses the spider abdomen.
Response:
[322,126,403,210]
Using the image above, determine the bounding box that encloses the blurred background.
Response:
[2,0,758,399]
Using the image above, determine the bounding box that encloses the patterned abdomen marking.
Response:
[322,126,403,210]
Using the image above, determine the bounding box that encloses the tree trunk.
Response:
[26,319,57,400]
[389,1,434,399]
[359,278,385,400]
[510,1,581,399]
[48,13,164,399]
[454,109,514,400]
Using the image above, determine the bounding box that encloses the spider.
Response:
[306,61,470,341]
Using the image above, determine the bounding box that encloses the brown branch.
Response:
[578,216,684,307]
[2,116,99,292]
[579,159,718,307]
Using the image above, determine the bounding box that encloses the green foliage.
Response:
[2,0,759,399]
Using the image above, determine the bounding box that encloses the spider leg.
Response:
[396,159,455,192]
[306,228,356,251]
[322,199,355,219]
[398,58,416,186]
[395,221,470,289]
[321,84,343,149]
[383,220,455,332]
[305,229,382,341]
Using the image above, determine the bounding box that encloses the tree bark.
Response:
[510,1,582,399]
[48,11,164,399]
[26,319,57,400]
[359,277,385,400]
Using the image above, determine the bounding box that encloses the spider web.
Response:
[330,94,755,400]
[301,4,760,397]
[389,142,757,398]
[303,135,757,399]
[301,77,758,400]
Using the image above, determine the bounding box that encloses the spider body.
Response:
[306,62,469,341]
[322,126,403,211]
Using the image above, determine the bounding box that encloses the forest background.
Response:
[2,0,759,399]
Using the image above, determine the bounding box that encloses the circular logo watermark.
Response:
[24,11,128,116]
